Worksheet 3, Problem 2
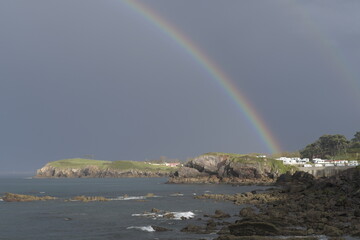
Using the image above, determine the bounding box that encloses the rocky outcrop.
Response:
[168,154,285,184]
[2,193,57,202]
[196,168,360,238]
[70,196,110,202]
[36,164,170,178]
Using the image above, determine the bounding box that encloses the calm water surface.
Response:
[0,177,269,240]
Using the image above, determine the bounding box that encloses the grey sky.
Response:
[1,0,359,173]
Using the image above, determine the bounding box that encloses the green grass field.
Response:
[47,158,177,172]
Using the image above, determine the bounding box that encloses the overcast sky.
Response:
[1,0,360,173]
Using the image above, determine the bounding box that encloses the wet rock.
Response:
[71,196,109,202]
[151,225,172,232]
[354,208,360,217]
[229,221,279,236]
[151,208,160,213]
[206,219,217,231]
[181,224,207,234]
[211,210,231,219]
[239,207,256,218]
[322,225,343,236]
[216,236,318,240]
[2,193,57,202]
[163,213,175,219]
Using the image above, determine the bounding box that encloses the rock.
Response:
[206,219,217,230]
[186,154,227,175]
[151,208,160,213]
[71,196,109,202]
[355,209,360,217]
[172,166,208,178]
[239,207,256,218]
[151,225,172,232]
[169,153,282,184]
[163,213,175,219]
[181,224,206,233]
[322,225,343,237]
[2,193,57,202]
[212,210,231,219]
[229,221,279,236]
[276,171,315,186]
[36,164,171,178]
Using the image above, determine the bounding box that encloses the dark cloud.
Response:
[0,0,359,172]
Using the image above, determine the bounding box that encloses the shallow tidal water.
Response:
[0,176,270,240]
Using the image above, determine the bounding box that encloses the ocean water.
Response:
[0,177,269,240]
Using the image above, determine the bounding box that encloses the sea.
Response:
[0,176,270,240]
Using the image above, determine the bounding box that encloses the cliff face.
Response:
[168,154,289,184]
[36,164,170,178]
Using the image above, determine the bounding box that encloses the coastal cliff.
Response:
[36,159,176,178]
[168,153,297,184]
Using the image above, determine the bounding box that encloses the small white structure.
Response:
[325,163,335,167]
[348,161,359,166]
[313,158,326,164]
[335,163,346,167]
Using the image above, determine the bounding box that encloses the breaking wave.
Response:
[127,226,155,232]
[112,196,146,201]
[172,211,195,220]
[111,194,159,201]
[132,211,195,220]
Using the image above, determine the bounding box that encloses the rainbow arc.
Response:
[122,0,282,153]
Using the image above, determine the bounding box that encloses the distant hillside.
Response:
[168,152,297,184]
[36,158,178,178]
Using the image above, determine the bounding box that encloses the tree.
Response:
[300,142,322,160]
[350,131,360,150]
[351,132,360,143]
[300,134,349,160]
[318,134,349,158]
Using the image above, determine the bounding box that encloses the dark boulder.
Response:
[229,221,279,236]
[172,167,208,178]
[151,226,172,232]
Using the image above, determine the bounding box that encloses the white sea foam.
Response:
[127,226,155,232]
[111,194,159,201]
[172,211,195,220]
[111,196,146,201]
[132,211,195,220]
[0,199,3,202]
[131,213,157,217]
[170,193,184,197]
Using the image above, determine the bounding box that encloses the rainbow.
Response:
[121,0,282,153]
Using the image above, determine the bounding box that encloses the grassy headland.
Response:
[46,158,178,172]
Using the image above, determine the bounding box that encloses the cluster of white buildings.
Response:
[145,162,182,167]
[276,157,359,168]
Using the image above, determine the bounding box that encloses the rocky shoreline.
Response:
[167,153,295,184]
[36,165,170,178]
[167,175,276,185]
[188,168,360,239]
